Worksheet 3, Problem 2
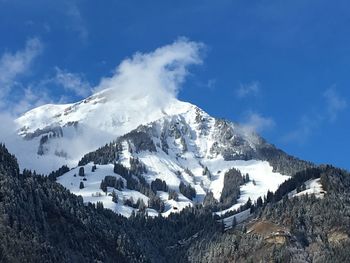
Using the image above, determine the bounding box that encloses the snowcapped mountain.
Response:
[14,88,194,173]
[14,87,311,218]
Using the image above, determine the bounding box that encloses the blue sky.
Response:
[0,0,349,169]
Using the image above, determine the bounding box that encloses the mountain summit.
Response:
[15,87,194,172]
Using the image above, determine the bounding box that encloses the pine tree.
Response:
[247,197,252,208]
[168,190,179,201]
[232,216,237,228]
[96,201,104,211]
[220,219,225,233]
[79,182,84,189]
[112,190,118,203]
[79,167,85,177]
[245,173,250,183]
[256,196,263,208]
[100,179,107,192]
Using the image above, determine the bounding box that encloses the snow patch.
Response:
[289,178,325,199]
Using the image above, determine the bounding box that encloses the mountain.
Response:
[3,86,350,262]
[15,88,312,218]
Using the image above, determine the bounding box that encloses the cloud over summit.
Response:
[95,38,204,107]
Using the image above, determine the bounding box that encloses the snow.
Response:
[16,89,193,136]
[158,191,192,217]
[215,178,324,225]
[57,162,193,218]
[288,178,325,199]
[209,159,290,216]
[55,149,289,219]
[218,209,251,230]
[57,163,141,217]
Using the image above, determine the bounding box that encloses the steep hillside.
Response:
[1,145,349,263]
[186,166,350,263]
[0,144,146,262]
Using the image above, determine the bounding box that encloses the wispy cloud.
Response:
[282,87,347,144]
[0,37,90,115]
[323,87,347,122]
[11,86,53,115]
[206,79,216,91]
[281,114,322,144]
[242,111,275,133]
[0,38,42,98]
[54,67,92,98]
[236,81,260,98]
[65,2,88,42]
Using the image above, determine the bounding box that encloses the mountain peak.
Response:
[13,89,199,173]
[16,88,193,136]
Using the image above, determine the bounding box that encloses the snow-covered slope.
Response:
[288,178,325,199]
[15,88,193,173]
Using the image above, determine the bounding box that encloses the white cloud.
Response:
[206,79,216,91]
[12,86,53,115]
[94,37,204,108]
[236,81,260,98]
[242,111,275,133]
[281,114,322,144]
[282,87,347,144]
[0,112,17,140]
[65,2,88,42]
[323,87,347,122]
[0,37,43,103]
[54,67,92,98]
